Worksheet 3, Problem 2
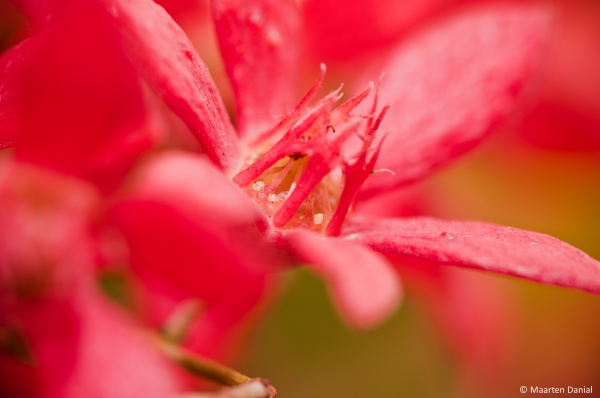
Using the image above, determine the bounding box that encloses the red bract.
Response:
[99,0,600,332]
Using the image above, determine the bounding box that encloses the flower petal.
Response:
[343,216,600,294]
[357,4,553,198]
[0,35,41,150]
[104,0,241,172]
[105,152,283,358]
[211,0,301,140]
[122,151,264,227]
[13,2,155,193]
[280,229,401,329]
[517,0,600,150]
[303,0,453,63]
[2,291,187,398]
[6,0,62,28]
[64,293,188,397]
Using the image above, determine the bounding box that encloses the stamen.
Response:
[369,73,385,119]
[249,64,327,146]
[330,82,373,125]
[233,98,335,187]
[265,158,294,194]
[237,67,393,234]
[325,105,391,237]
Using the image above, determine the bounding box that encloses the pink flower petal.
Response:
[280,229,401,329]
[104,0,241,172]
[303,0,453,63]
[13,2,154,193]
[122,151,264,227]
[0,35,42,150]
[357,4,553,198]
[517,0,600,150]
[4,291,187,398]
[343,216,600,294]
[211,0,301,139]
[6,0,62,28]
[63,293,188,398]
[105,152,283,357]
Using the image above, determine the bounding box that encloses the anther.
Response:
[313,213,324,225]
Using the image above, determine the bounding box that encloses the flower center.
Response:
[233,65,390,236]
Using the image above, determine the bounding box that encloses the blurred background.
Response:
[2,0,600,396]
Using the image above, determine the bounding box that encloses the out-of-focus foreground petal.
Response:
[6,0,62,28]
[105,152,283,358]
[279,229,401,330]
[358,4,552,198]
[0,35,43,150]
[1,291,187,398]
[343,216,600,294]
[103,0,241,173]
[12,0,154,193]
[0,160,186,397]
[211,0,301,139]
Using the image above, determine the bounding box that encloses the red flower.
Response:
[87,0,600,333]
[2,0,600,389]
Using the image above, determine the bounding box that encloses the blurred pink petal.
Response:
[12,1,154,193]
[356,4,552,198]
[517,0,600,150]
[105,152,283,357]
[212,0,301,138]
[6,0,62,28]
[0,159,185,397]
[343,216,600,294]
[2,291,187,398]
[280,229,401,329]
[303,0,454,63]
[0,35,43,150]
[104,0,241,172]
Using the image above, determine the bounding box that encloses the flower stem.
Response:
[150,333,251,386]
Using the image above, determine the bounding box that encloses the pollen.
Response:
[313,213,324,225]
[252,180,265,191]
